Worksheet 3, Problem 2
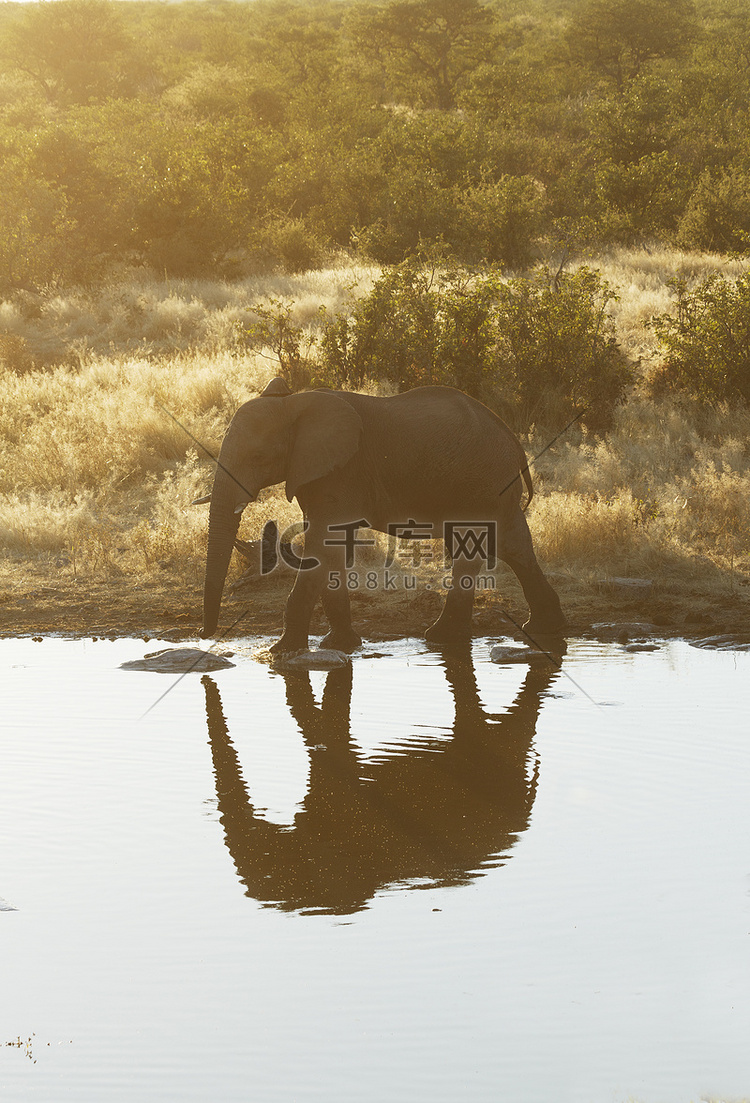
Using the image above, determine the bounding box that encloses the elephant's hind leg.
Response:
[424,555,481,645]
[499,507,566,638]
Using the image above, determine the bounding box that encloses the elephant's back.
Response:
[340,386,526,518]
[343,386,513,441]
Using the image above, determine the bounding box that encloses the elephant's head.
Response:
[201,377,362,638]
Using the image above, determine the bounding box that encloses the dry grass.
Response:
[1,248,749,633]
[0,264,379,368]
[0,347,306,591]
[593,246,746,365]
[528,395,750,612]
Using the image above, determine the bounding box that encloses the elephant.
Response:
[201,648,560,914]
[202,377,565,651]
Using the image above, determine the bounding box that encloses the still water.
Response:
[1,635,749,1103]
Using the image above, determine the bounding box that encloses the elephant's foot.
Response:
[425,617,473,647]
[319,628,362,653]
[522,613,568,640]
[269,632,309,655]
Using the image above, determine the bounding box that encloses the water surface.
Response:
[1,635,749,1102]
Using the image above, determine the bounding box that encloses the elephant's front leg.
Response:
[320,584,362,653]
[269,561,325,653]
[270,527,330,653]
[270,526,361,654]
[318,532,361,651]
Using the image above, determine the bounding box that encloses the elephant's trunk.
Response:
[201,473,243,638]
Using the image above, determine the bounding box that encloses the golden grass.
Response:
[528,396,750,610]
[592,246,746,364]
[1,248,748,630]
[0,264,380,367]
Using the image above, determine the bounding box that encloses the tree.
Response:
[251,4,340,89]
[566,0,697,89]
[1,0,143,105]
[352,0,496,109]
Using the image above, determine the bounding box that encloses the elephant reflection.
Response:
[202,652,559,915]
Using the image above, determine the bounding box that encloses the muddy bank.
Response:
[1,566,748,645]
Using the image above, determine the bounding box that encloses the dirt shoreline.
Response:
[2,569,749,647]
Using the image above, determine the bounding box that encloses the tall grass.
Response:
[592,247,747,365]
[530,399,750,580]
[0,346,306,586]
[1,249,748,611]
[0,264,379,368]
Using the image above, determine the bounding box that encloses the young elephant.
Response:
[202,377,565,651]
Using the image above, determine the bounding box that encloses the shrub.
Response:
[453,176,546,269]
[677,169,750,254]
[0,167,75,291]
[249,216,332,275]
[239,298,316,391]
[357,172,545,269]
[319,260,445,389]
[649,273,750,403]
[490,267,631,431]
[593,151,686,242]
[318,259,631,431]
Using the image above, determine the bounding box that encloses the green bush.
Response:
[677,169,750,254]
[491,267,631,431]
[318,259,631,431]
[251,215,332,274]
[319,260,445,389]
[649,273,750,403]
[239,297,318,391]
[453,176,547,268]
[593,151,686,241]
[0,165,75,290]
[357,170,545,269]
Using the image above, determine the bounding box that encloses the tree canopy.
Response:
[0,0,747,289]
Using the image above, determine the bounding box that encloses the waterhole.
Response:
[1,635,749,1102]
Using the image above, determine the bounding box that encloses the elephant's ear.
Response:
[285,392,363,502]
